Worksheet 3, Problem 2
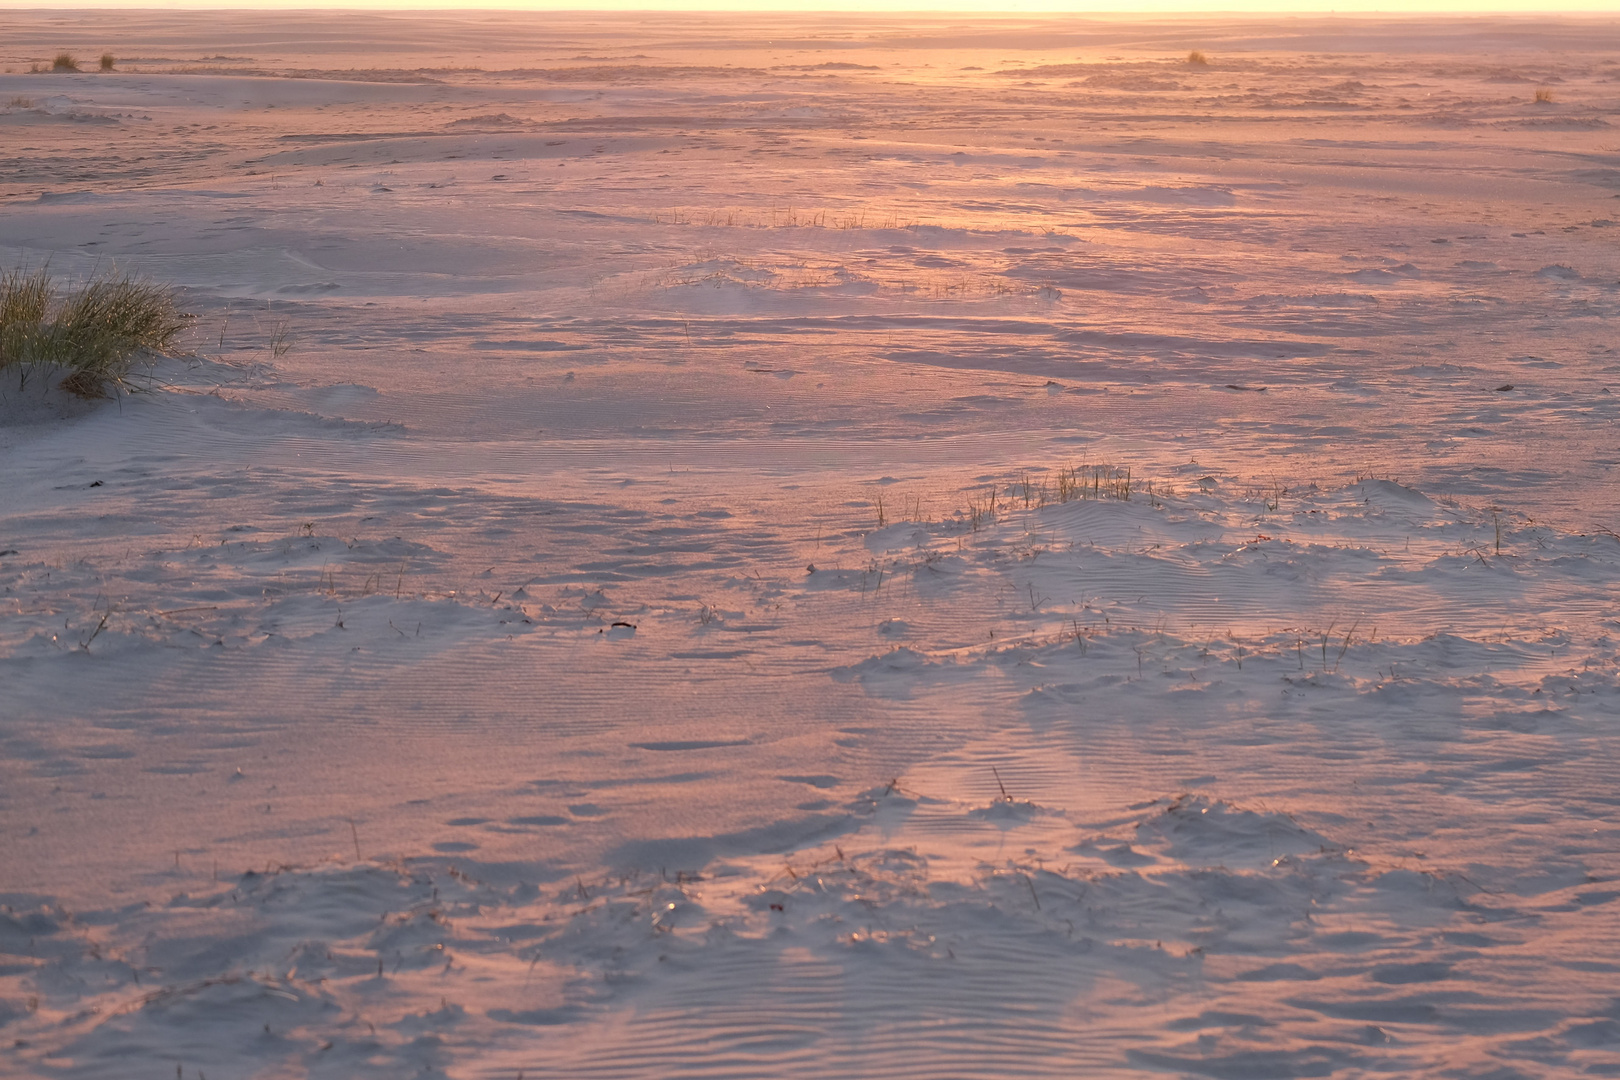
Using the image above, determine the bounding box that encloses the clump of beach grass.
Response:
[0,268,52,355]
[0,266,184,396]
[100,54,115,72]
[1533,86,1554,104]
[958,462,1151,532]
[52,52,80,72]
[1187,50,1210,66]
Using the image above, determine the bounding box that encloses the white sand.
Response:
[4,10,1620,1078]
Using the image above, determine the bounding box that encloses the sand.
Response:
[3,10,1620,1078]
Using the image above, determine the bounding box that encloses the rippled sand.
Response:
[4,11,1620,1078]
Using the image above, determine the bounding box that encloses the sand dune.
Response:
[4,11,1620,1078]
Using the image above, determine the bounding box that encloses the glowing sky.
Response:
[1,0,1615,11]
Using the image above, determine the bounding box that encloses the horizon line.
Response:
[2,3,1618,13]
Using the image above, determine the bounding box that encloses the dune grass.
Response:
[1187,50,1210,66]
[99,53,115,72]
[52,52,79,72]
[954,463,1150,533]
[0,267,184,396]
[1534,86,1554,104]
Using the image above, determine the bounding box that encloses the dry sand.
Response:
[4,10,1620,1078]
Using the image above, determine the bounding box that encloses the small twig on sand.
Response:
[1332,620,1360,673]
[79,610,109,651]
[992,766,1011,802]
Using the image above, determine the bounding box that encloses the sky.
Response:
[2,1,1616,10]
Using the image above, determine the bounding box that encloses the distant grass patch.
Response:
[1533,86,1554,104]
[1187,50,1210,66]
[99,53,115,72]
[953,463,1154,533]
[52,52,80,72]
[1,267,184,397]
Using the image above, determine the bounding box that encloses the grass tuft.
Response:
[1533,86,1554,104]
[0,267,53,363]
[959,462,1148,532]
[0,267,184,396]
[99,53,115,72]
[1187,50,1209,66]
[52,52,80,72]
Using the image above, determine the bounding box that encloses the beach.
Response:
[3,10,1620,1076]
